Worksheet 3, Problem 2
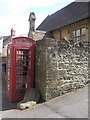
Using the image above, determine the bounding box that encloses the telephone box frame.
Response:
[6,37,35,102]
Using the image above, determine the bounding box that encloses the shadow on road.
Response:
[2,72,18,111]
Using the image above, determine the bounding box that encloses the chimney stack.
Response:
[11,28,15,37]
[29,12,36,32]
[28,12,36,38]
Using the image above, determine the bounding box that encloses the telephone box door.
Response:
[6,37,35,102]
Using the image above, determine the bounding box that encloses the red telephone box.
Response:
[6,37,35,102]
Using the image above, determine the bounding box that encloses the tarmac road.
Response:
[1,86,88,118]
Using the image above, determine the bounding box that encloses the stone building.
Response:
[2,28,15,57]
[37,2,90,43]
[35,2,90,101]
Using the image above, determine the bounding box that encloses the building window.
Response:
[72,27,86,43]
[72,30,75,42]
[81,28,86,42]
[76,29,80,43]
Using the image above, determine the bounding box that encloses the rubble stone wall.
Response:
[35,38,89,101]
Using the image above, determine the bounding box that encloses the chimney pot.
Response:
[11,28,15,36]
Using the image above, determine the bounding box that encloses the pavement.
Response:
[1,83,89,118]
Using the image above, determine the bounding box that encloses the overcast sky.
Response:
[0,0,76,37]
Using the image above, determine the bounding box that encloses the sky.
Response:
[0,0,76,37]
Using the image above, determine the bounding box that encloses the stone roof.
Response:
[37,2,89,31]
[2,36,11,48]
[3,36,10,42]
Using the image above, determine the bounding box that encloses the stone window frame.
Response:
[72,27,86,43]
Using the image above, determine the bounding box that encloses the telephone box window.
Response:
[16,49,30,95]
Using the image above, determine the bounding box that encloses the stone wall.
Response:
[35,40,46,100]
[35,38,89,101]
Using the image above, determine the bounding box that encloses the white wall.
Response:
[0,38,3,53]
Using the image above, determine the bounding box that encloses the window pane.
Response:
[72,31,75,37]
[82,28,86,35]
[8,48,10,92]
[81,36,86,41]
[77,37,80,43]
[8,49,10,54]
[72,37,75,42]
[76,29,80,36]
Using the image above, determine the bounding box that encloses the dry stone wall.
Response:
[35,38,89,101]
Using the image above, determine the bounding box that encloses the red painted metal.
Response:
[6,37,35,102]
